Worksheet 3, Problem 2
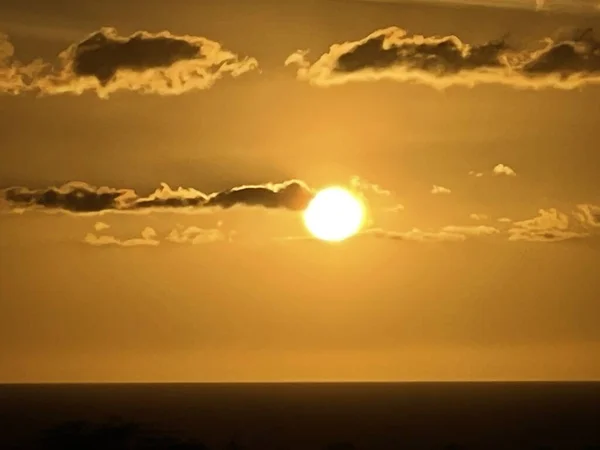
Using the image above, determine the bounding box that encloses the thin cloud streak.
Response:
[84,227,160,247]
[341,0,600,13]
[166,226,232,244]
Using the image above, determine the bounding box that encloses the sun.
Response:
[303,186,365,242]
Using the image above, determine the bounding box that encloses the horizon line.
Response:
[2,379,599,385]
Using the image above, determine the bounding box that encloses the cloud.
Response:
[469,213,489,221]
[94,221,111,231]
[84,224,233,248]
[497,217,512,223]
[431,185,451,195]
[508,208,589,242]
[2,182,135,213]
[347,0,600,12]
[493,164,517,176]
[285,26,600,89]
[365,225,499,242]
[574,204,600,228]
[0,28,258,97]
[166,225,230,244]
[84,227,159,247]
[203,181,313,210]
[350,175,403,212]
[365,227,467,242]
[384,204,405,212]
[1,180,314,214]
[281,227,473,243]
[368,213,593,243]
[1,33,42,94]
[350,175,391,197]
[441,225,500,236]
[469,171,484,178]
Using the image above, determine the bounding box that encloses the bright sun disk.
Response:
[303,186,365,242]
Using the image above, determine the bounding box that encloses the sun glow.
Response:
[303,187,365,242]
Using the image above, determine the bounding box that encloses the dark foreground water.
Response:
[0,382,599,450]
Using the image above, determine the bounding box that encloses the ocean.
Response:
[0,382,598,449]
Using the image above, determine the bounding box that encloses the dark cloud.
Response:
[0,180,314,214]
[0,28,258,97]
[71,29,202,85]
[337,33,506,74]
[2,182,135,213]
[204,180,313,211]
[132,183,207,210]
[285,27,600,89]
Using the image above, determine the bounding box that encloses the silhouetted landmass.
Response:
[1,383,599,450]
[39,418,208,450]
[29,418,600,450]
[324,442,357,450]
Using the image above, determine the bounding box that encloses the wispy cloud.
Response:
[350,175,392,197]
[431,185,451,195]
[84,227,160,247]
[574,204,600,228]
[364,227,467,242]
[93,221,111,231]
[345,0,600,13]
[166,225,232,244]
[83,224,235,248]
[442,225,500,236]
[508,208,589,242]
[367,213,595,244]
[350,175,403,212]
[470,213,489,221]
[364,206,599,244]
[363,225,498,241]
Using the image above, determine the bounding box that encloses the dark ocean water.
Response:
[0,382,599,450]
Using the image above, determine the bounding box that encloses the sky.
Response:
[1,0,600,382]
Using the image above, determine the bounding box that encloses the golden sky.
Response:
[1,0,600,382]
